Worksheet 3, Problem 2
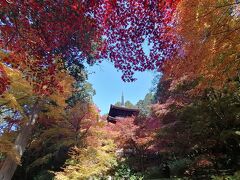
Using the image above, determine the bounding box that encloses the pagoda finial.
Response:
[121,91,125,107]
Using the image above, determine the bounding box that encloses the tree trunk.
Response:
[0,107,38,180]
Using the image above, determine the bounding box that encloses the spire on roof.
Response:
[121,91,124,107]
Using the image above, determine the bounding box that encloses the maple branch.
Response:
[0,108,13,114]
[183,2,239,25]
[4,34,15,48]
[214,2,240,8]
[78,127,91,140]
[210,26,240,37]
[207,8,230,35]
[0,95,28,108]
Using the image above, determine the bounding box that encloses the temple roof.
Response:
[107,104,139,123]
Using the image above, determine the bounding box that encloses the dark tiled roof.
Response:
[107,104,139,123]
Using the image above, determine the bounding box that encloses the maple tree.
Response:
[0,0,239,179]
[0,64,9,95]
[0,63,36,179]
[54,121,117,180]
[0,0,180,84]
[147,3,240,174]
[150,3,240,176]
[0,0,102,95]
[0,65,74,179]
[149,75,240,177]
[96,0,181,81]
[12,101,100,179]
[106,116,161,172]
[162,0,240,93]
[136,92,155,117]
[0,1,181,175]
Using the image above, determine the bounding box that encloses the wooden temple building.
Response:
[107,93,139,123]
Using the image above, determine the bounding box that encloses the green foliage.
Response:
[168,158,192,177]
[114,101,136,108]
[114,92,154,117]
[113,164,144,180]
[136,92,155,117]
[114,102,122,107]
[33,170,54,180]
[143,166,163,179]
[26,154,53,173]
[124,101,136,108]
[181,86,240,149]
[152,74,240,177]
[212,171,240,180]
[67,81,96,107]
[155,79,240,155]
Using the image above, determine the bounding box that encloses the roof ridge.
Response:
[110,104,139,111]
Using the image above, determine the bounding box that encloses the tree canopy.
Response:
[0,0,240,179]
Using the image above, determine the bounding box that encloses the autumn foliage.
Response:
[0,0,240,179]
[0,63,9,94]
[162,0,240,93]
[98,0,181,81]
[0,0,181,88]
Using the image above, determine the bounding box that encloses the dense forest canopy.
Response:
[0,0,240,179]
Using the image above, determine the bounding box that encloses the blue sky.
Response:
[87,61,155,115]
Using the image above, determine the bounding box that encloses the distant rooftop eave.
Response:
[110,104,140,112]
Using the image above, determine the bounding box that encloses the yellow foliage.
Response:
[0,62,35,165]
[49,72,74,107]
[40,71,75,119]
[26,102,100,173]
[54,122,117,180]
[0,134,20,165]
[0,62,33,111]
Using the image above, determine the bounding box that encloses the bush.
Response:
[113,164,144,180]
[211,171,240,180]
[168,158,192,177]
[33,170,54,180]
